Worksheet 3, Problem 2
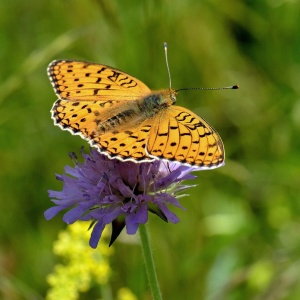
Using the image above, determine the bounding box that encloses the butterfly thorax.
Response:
[139,89,177,117]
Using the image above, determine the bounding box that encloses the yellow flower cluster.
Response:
[46,222,113,300]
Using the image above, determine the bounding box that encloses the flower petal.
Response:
[125,203,148,234]
[44,206,69,220]
[89,221,105,248]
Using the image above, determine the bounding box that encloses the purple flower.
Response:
[45,148,201,248]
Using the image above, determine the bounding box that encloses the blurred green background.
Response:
[1,0,300,299]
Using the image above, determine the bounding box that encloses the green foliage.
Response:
[1,0,300,299]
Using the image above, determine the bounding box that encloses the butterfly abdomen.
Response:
[96,109,138,134]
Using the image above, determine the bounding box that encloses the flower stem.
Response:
[139,224,163,300]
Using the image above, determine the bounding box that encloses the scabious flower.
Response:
[45,148,200,248]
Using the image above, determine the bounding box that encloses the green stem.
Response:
[139,224,163,300]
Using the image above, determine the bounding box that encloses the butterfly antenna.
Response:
[164,42,239,92]
[176,85,239,92]
[164,42,172,90]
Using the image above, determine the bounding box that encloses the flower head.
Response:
[45,148,200,248]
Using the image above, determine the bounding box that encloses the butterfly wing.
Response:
[49,60,155,161]
[48,60,224,168]
[147,106,225,168]
[52,98,155,162]
[48,60,151,101]
[51,98,129,139]
[89,119,155,162]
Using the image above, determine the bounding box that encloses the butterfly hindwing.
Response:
[147,106,224,168]
[90,120,155,162]
[52,98,155,162]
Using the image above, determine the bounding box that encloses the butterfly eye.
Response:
[170,92,176,104]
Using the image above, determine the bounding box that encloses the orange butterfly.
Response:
[48,59,226,169]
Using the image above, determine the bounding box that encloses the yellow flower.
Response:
[116,287,138,300]
[46,222,113,300]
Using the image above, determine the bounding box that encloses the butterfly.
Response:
[48,60,225,169]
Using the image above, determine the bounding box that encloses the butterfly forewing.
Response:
[48,60,151,101]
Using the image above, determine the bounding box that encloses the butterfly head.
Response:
[161,88,177,105]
